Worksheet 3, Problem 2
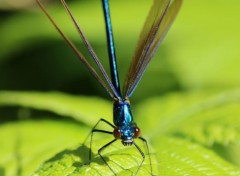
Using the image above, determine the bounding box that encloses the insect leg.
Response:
[139,137,155,175]
[89,118,115,160]
[132,142,145,176]
[98,139,118,176]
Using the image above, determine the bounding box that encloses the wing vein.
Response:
[60,0,119,98]
[123,0,183,97]
[36,0,115,98]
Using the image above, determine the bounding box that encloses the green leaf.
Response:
[32,137,157,176]
[0,91,157,175]
[136,90,240,142]
[0,120,157,176]
[136,89,240,169]
[0,119,89,176]
[0,91,112,126]
[1,90,240,175]
[155,137,240,176]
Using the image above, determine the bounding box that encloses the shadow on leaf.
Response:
[0,167,4,176]
[43,144,109,167]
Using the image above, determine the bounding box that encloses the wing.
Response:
[36,0,120,98]
[123,0,183,98]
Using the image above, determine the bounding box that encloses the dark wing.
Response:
[36,0,120,98]
[123,0,183,98]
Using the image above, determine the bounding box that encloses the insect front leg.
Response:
[139,137,156,176]
[133,142,145,176]
[89,118,115,160]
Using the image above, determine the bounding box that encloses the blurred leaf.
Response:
[0,91,112,126]
[0,119,88,176]
[136,90,240,135]
[136,89,240,168]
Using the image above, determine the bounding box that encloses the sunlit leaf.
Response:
[0,119,88,176]
[1,90,240,175]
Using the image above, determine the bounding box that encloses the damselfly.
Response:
[36,0,182,175]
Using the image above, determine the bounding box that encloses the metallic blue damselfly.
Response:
[36,0,183,175]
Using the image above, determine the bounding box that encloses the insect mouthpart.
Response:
[122,139,134,146]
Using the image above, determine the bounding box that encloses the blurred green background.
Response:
[1,0,240,175]
[1,0,240,101]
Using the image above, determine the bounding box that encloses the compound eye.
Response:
[133,127,140,138]
[113,127,121,139]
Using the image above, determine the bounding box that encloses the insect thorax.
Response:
[113,99,134,127]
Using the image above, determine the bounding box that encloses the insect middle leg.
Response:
[98,139,118,175]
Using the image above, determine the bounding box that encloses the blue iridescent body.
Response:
[113,101,133,127]
[102,0,141,147]
[113,100,139,145]
[102,0,121,94]
[36,0,182,175]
